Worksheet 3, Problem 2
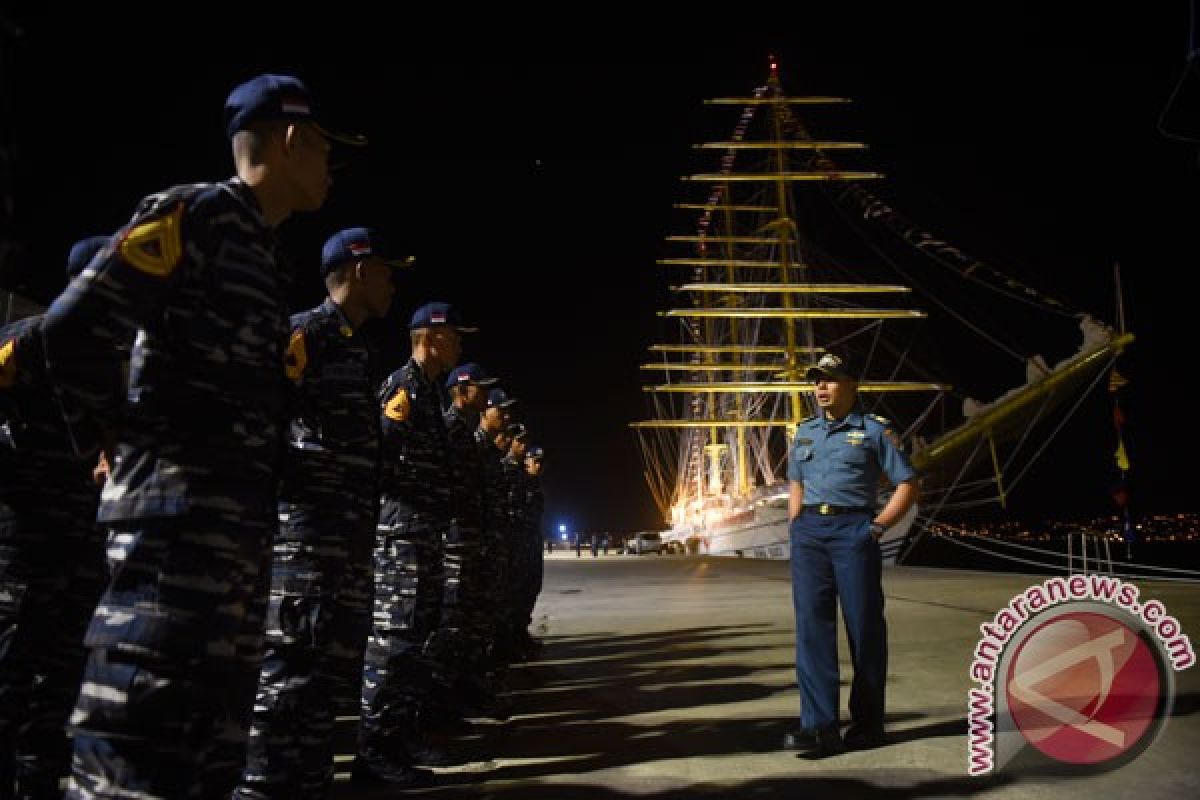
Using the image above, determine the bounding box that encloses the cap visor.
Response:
[315,122,368,147]
[474,377,500,386]
[383,256,416,269]
[455,325,479,334]
[806,368,854,382]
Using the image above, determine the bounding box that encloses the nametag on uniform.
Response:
[796,438,813,445]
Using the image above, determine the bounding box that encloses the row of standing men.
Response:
[0,73,545,798]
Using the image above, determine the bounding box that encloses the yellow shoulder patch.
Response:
[284,330,307,382]
[0,338,17,389]
[118,202,185,277]
[384,387,411,422]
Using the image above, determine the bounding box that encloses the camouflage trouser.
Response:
[1,492,104,800]
[235,497,374,800]
[64,509,274,800]
[424,519,488,711]
[359,510,443,766]
[476,518,511,669]
[517,535,545,634]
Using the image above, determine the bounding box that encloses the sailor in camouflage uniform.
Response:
[500,425,530,660]
[516,445,546,655]
[39,74,357,798]
[0,237,109,800]
[235,228,406,799]
[427,363,496,718]
[358,302,471,784]
[475,392,514,655]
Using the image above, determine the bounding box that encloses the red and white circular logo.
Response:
[1005,611,1163,766]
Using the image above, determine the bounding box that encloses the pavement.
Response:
[333,553,1200,799]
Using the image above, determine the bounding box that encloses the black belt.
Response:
[803,504,872,516]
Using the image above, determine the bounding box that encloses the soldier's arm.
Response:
[40,195,196,457]
[873,424,919,528]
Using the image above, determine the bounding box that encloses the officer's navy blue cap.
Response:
[409,301,477,333]
[320,227,413,277]
[66,235,109,280]
[805,352,856,382]
[507,423,528,440]
[526,446,544,459]
[486,388,517,409]
[223,73,367,146]
[445,362,498,390]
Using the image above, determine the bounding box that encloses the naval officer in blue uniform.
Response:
[784,353,918,756]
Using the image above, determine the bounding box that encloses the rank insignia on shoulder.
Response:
[338,325,354,338]
[868,413,891,426]
[284,330,307,382]
[118,202,185,277]
[384,387,411,422]
[0,338,16,388]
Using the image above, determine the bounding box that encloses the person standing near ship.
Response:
[783,353,918,757]
[40,73,352,798]
[236,227,406,799]
[359,301,470,783]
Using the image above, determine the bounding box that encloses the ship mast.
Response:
[632,60,945,528]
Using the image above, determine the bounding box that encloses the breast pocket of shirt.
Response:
[789,445,813,480]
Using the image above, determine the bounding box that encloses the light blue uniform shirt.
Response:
[787,408,916,508]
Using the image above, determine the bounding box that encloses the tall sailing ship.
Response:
[631,60,1134,565]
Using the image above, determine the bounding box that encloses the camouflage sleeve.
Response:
[40,192,201,457]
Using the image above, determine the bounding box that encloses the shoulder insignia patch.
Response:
[118,202,184,277]
[0,338,16,388]
[384,387,412,422]
[284,330,307,382]
[868,413,891,426]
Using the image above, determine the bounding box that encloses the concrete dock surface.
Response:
[333,553,1200,799]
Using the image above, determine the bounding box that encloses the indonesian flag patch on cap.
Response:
[349,242,372,256]
[431,311,447,324]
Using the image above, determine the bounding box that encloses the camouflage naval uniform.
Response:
[40,179,291,799]
[516,467,545,641]
[500,455,528,654]
[360,358,449,768]
[428,403,488,704]
[236,298,379,799]
[1,315,105,799]
[474,428,509,668]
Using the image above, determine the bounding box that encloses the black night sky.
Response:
[3,7,1197,535]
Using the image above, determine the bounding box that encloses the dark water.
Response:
[905,535,1200,581]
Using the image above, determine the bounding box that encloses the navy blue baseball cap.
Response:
[526,446,544,460]
[66,235,109,280]
[320,227,413,278]
[223,73,366,145]
[408,301,477,332]
[486,388,517,409]
[445,362,498,390]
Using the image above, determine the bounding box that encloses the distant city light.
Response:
[561,533,568,541]
[558,523,567,533]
